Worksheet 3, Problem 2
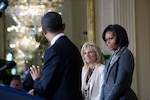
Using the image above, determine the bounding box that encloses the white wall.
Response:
[95,0,114,55]
[62,0,87,49]
[135,0,150,99]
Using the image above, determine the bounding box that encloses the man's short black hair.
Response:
[41,12,63,33]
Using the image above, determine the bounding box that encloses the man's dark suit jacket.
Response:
[33,36,83,100]
[22,70,34,92]
[100,46,138,100]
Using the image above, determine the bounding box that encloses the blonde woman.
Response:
[81,42,105,100]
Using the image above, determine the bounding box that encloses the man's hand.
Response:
[28,89,35,95]
[30,65,42,80]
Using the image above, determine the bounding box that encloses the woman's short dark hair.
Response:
[41,12,63,33]
[102,24,129,47]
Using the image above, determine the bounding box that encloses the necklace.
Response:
[83,68,95,99]
[86,68,94,83]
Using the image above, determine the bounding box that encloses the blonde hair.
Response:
[81,42,105,68]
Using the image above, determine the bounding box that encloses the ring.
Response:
[37,66,40,69]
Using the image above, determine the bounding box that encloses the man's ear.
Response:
[42,27,47,35]
[62,24,65,31]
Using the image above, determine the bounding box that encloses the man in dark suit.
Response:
[29,12,83,100]
[21,62,34,92]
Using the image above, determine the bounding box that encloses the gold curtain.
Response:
[1,12,6,59]
[87,0,96,43]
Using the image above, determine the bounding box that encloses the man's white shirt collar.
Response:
[51,33,65,46]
